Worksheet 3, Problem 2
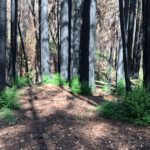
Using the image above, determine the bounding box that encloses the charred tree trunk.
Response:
[0,0,7,91]
[143,0,150,90]
[132,0,142,79]
[119,0,131,91]
[127,0,138,75]
[80,0,96,90]
[71,0,83,79]
[11,0,18,78]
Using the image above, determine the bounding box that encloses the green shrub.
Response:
[0,86,19,109]
[0,108,16,124]
[116,79,126,96]
[42,73,68,86]
[14,76,30,88]
[71,77,81,94]
[102,84,111,93]
[97,85,150,126]
[41,74,53,84]
[80,82,92,95]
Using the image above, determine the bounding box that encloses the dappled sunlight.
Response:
[0,84,150,149]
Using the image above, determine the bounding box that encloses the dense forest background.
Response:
[0,0,146,91]
[0,0,150,149]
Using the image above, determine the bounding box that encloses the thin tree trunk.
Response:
[59,0,69,80]
[127,0,138,74]
[0,0,7,91]
[116,39,124,83]
[143,0,150,90]
[18,22,29,75]
[11,0,18,78]
[71,0,83,79]
[119,0,131,91]
[132,0,142,78]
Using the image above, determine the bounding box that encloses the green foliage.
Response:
[0,86,20,109]
[80,82,92,95]
[116,79,126,96]
[42,74,54,84]
[97,85,150,126]
[71,77,81,94]
[14,76,30,88]
[42,73,68,86]
[70,77,92,95]
[0,108,16,124]
[102,83,111,93]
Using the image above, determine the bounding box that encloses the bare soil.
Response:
[0,84,150,150]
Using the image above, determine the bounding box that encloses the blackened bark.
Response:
[11,0,18,78]
[68,0,72,81]
[127,0,138,74]
[143,0,150,90]
[80,0,96,89]
[18,22,29,74]
[119,0,131,91]
[20,0,29,75]
[70,0,83,79]
[132,0,142,79]
[0,0,6,91]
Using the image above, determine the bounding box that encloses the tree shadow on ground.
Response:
[0,85,150,150]
[61,86,105,106]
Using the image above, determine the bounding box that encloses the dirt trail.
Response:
[0,85,150,150]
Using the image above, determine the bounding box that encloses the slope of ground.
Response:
[0,84,150,150]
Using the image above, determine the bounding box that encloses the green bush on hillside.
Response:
[97,85,150,126]
[42,73,68,86]
[14,76,30,88]
[0,86,19,109]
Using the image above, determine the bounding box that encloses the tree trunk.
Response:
[70,0,83,79]
[80,0,96,90]
[132,0,142,79]
[116,39,125,83]
[0,0,7,91]
[143,0,150,90]
[11,0,18,78]
[40,0,50,76]
[59,0,69,80]
[119,0,131,91]
[127,0,138,74]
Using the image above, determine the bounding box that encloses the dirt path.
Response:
[0,85,150,150]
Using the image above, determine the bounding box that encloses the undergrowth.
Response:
[0,108,16,124]
[0,86,20,109]
[102,83,111,94]
[116,79,126,96]
[70,77,81,94]
[0,76,29,123]
[97,85,150,126]
[42,73,68,86]
[70,77,92,95]
[14,76,30,88]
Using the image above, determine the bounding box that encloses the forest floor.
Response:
[0,84,150,150]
